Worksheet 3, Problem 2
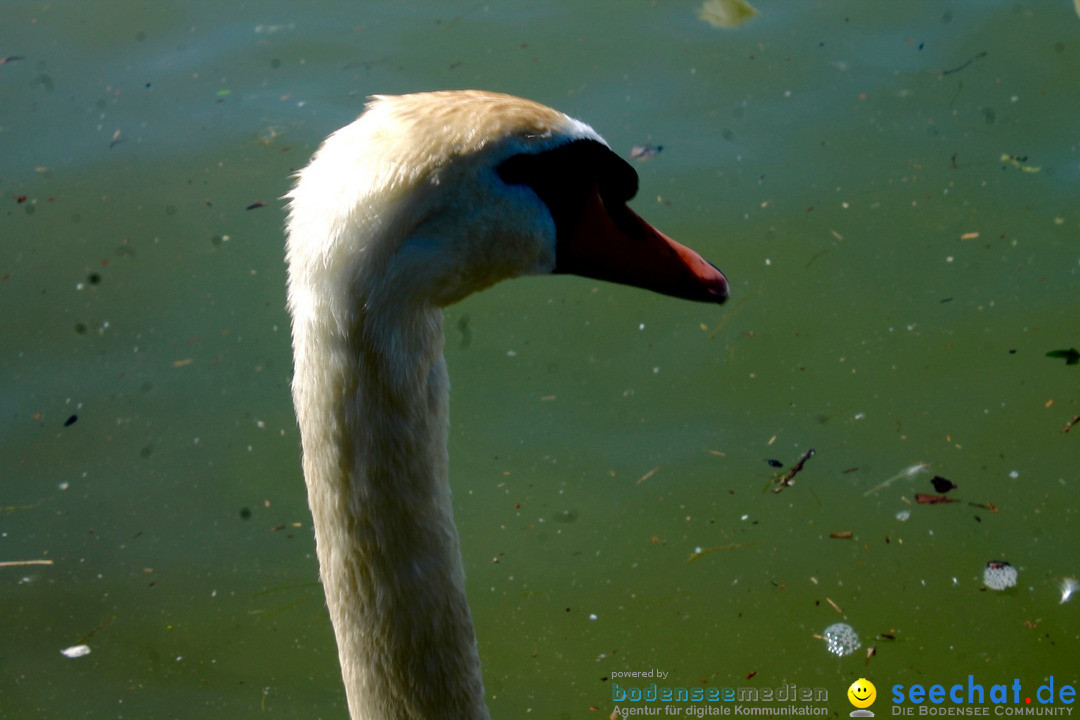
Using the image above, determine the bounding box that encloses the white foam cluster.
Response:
[823,622,861,657]
[983,561,1018,590]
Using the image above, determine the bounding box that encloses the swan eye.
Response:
[496,139,639,231]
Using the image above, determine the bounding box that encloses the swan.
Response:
[285,90,728,719]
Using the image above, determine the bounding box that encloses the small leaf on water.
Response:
[698,0,759,29]
[1046,348,1079,365]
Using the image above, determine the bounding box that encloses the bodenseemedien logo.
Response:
[848,678,877,717]
[608,672,830,716]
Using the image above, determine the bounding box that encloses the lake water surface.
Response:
[2,1,1078,717]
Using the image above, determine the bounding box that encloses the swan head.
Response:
[286,90,728,323]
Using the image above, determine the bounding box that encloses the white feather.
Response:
[286,91,606,719]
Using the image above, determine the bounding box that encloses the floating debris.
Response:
[770,448,815,494]
[60,644,91,659]
[1001,153,1041,173]
[1046,348,1079,366]
[698,0,759,29]
[764,458,783,468]
[915,493,957,505]
[822,622,861,657]
[636,465,660,485]
[942,51,987,76]
[983,561,1018,591]
[687,542,749,562]
[863,462,929,497]
[931,475,957,493]
[895,509,911,522]
[0,559,54,567]
[629,144,663,162]
[1060,577,1078,604]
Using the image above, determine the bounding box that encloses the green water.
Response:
[2,1,1077,718]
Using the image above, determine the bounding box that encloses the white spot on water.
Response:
[61,644,91,659]
[1059,577,1078,604]
[822,623,860,657]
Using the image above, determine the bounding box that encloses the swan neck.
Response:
[294,299,489,719]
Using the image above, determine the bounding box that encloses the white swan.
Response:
[285,90,728,719]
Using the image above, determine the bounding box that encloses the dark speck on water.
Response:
[931,475,957,493]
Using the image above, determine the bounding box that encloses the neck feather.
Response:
[292,290,489,719]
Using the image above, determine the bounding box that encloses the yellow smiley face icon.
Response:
[848,678,876,709]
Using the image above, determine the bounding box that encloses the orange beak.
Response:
[556,189,729,304]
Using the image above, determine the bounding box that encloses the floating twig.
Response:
[687,542,749,562]
[941,51,987,76]
[77,615,115,645]
[770,448,815,494]
[635,466,660,485]
[0,559,54,568]
[915,493,958,505]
